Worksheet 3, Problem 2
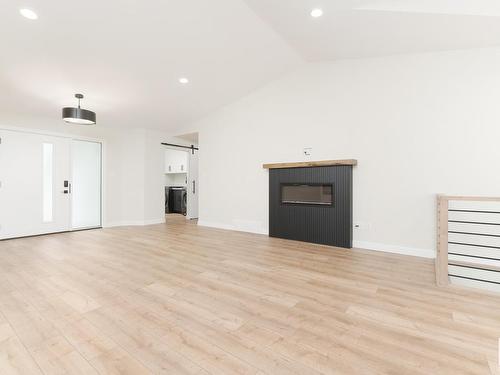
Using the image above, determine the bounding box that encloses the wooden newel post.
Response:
[436,195,449,286]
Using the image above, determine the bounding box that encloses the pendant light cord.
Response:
[75,93,83,109]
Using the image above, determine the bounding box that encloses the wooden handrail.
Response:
[435,195,500,287]
[439,195,500,202]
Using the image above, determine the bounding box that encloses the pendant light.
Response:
[62,93,96,125]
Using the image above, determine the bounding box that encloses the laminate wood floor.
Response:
[0,216,499,374]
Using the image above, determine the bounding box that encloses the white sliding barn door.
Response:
[0,130,71,239]
[187,150,199,219]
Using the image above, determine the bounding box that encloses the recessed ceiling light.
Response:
[310,8,323,18]
[19,8,38,20]
[178,77,189,84]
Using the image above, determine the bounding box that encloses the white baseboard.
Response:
[144,218,166,225]
[104,221,142,228]
[197,220,234,231]
[197,220,268,235]
[106,218,434,259]
[198,221,434,259]
[353,240,435,259]
[104,218,165,228]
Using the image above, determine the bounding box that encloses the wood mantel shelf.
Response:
[263,159,357,169]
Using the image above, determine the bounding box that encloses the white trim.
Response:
[197,220,236,231]
[0,125,103,143]
[144,218,166,225]
[353,240,435,259]
[197,220,268,235]
[104,221,144,228]
[104,218,166,228]
[198,221,434,259]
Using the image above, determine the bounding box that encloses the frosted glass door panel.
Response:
[42,143,54,222]
[71,140,102,229]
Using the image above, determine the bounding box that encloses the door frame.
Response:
[163,145,189,218]
[0,125,105,233]
[162,143,199,220]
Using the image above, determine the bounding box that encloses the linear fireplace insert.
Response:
[281,183,333,206]
[269,165,353,248]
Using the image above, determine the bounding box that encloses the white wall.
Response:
[192,47,500,258]
[105,128,147,226]
[95,128,183,226]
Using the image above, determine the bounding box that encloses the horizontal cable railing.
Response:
[436,195,500,292]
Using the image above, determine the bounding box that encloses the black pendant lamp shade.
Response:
[62,93,96,125]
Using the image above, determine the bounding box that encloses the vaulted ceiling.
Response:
[1,0,500,132]
[246,0,500,61]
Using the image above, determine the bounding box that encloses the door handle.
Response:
[63,180,71,194]
[192,180,196,194]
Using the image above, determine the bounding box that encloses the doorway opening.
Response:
[162,132,198,224]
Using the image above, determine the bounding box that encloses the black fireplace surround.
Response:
[269,165,353,248]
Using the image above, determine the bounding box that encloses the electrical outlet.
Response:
[303,147,312,156]
[354,222,371,231]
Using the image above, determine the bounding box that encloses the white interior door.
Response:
[71,140,102,229]
[0,130,71,239]
[187,150,199,219]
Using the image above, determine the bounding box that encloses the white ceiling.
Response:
[244,0,500,61]
[177,132,199,145]
[0,0,301,132]
[2,0,500,132]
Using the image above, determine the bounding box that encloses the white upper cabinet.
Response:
[165,149,188,174]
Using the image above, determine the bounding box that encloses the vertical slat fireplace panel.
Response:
[269,165,353,248]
